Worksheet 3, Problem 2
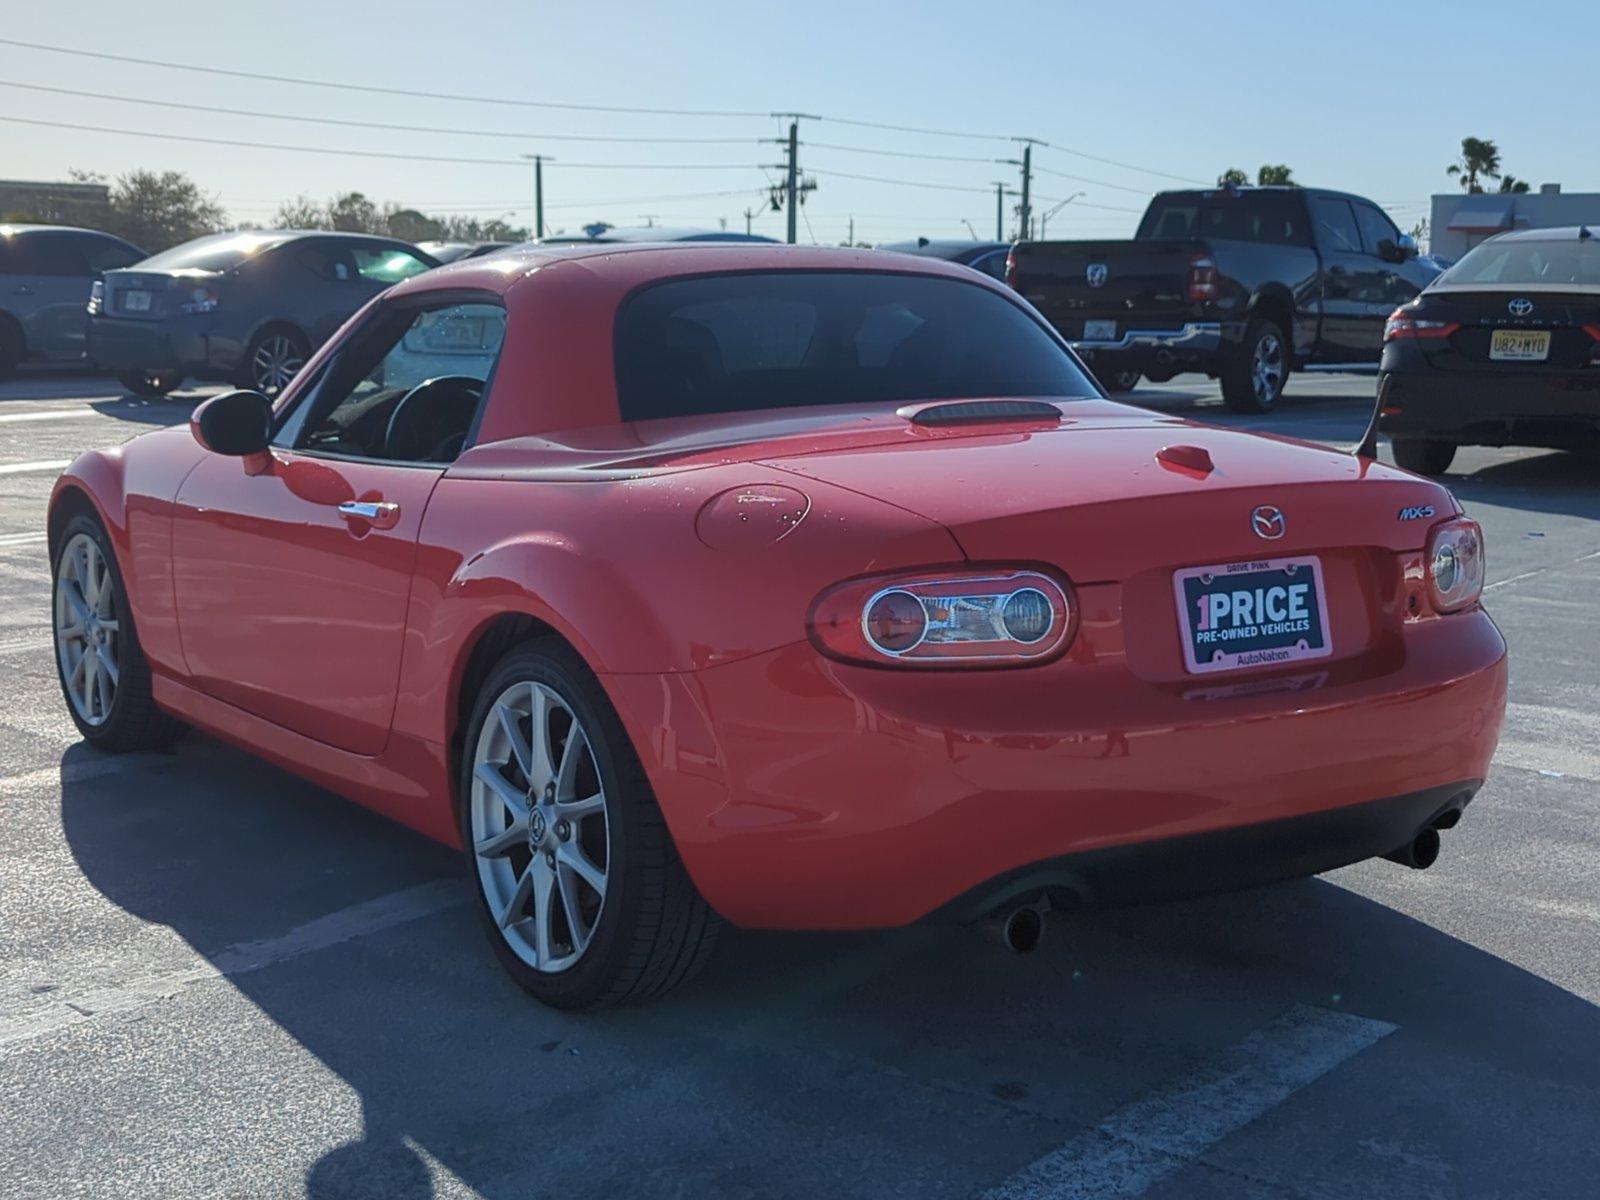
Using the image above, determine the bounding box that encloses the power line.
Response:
[803,141,999,165]
[0,80,758,144]
[1029,163,1154,195]
[815,114,1009,142]
[810,168,1144,212]
[0,115,761,170]
[1034,142,1209,185]
[0,37,771,118]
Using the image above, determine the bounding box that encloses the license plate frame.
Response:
[1489,328,1550,361]
[122,290,153,313]
[1081,319,1117,342]
[1173,556,1332,675]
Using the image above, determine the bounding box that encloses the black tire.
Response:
[118,370,182,397]
[458,638,721,1009]
[1391,437,1457,476]
[1221,318,1290,413]
[1096,366,1141,393]
[51,512,186,752]
[239,325,310,396]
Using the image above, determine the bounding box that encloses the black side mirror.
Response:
[191,389,271,456]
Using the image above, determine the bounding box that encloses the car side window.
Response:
[1311,198,1363,255]
[1353,203,1401,256]
[296,244,355,282]
[80,235,143,272]
[8,232,91,276]
[351,246,434,284]
[279,298,506,465]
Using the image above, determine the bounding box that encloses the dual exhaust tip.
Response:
[1382,805,1463,870]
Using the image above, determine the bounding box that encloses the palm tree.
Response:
[1256,164,1295,186]
[1498,175,1532,194]
[1446,138,1503,194]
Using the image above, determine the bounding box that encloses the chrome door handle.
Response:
[337,500,400,529]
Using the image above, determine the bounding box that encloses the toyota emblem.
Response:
[1251,505,1286,540]
[1085,262,1108,288]
[1508,298,1534,317]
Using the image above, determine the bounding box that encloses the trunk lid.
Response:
[763,413,1453,682]
[1008,239,1205,335]
[98,268,219,321]
[1414,289,1600,372]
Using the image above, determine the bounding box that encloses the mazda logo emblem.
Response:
[1085,263,1108,288]
[1508,298,1534,317]
[1251,505,1286,540]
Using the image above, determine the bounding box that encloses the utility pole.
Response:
[743,207,755,236]
[767,113,820,245]
[1012,138,1044,240]
[990,181,1017,240]
[522,154,552,239]
[847,215,854,246]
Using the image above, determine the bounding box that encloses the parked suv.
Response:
[0,225,145,373]
[1007,186,1442,411]
[88,230,438,396]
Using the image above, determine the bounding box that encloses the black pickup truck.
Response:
[1006,185,1442,412]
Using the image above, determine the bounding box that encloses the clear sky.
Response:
[2,0,1592,245]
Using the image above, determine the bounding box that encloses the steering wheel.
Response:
[382,375,484,463]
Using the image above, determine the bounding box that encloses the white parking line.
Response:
[0,459,72,476]
[0,880,467,1051]
[0,409,101,424]
[980,1005,1397,1200]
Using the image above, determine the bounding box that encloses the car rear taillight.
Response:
[1584,323,1600,362]
[179,284,220,314]
[1426,518,1485,613]
[1186,254,1218,303]
[1004,248,1020,291]
[87,280,103,315]
[809,569,1076,667]
[1384,308,1459,342]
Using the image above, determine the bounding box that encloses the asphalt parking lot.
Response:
[1,370,1596,1200]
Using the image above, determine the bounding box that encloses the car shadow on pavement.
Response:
[1444,448,1600,522]
[87,396,205,427]
[58,735,1600,1200]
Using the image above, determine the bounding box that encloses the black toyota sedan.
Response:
[1378,226,1600,475]
[88,230,438,396]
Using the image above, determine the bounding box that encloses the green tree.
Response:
[1446,137,1503,194]
[383,207,444,243]
[1217,168,1249,186]
[100,171,226,251]
[326,191,382,233]
[272,195,329,230]
[1256,164,1295,186]
[1498,175,1531,194]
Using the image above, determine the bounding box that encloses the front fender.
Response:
[49,429,207,676]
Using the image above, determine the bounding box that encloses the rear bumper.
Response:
[1070,320,1237,375]
[1379,366,1600,448]
[605,608,1507,929]
[928,780,1476,922]
[87,316,217,376]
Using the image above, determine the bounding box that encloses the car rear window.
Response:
[1136,191,1308,246]
[614,271,1095,422]
[1435,238,1600,288]
[135,233,288,272]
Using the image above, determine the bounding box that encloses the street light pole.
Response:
[1038,192,1084,240]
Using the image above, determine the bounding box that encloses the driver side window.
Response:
[284,299,506,465]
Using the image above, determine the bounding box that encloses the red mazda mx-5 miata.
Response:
[49,244,1506,1008]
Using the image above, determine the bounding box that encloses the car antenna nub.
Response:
[1580,225,1593,241]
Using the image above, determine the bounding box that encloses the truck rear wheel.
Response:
[1221,319,1288,413]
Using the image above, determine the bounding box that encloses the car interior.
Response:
[287,301,505,463]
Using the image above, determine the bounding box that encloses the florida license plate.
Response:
[1489,328,1550,361]
[122,290,152,313]
[1173,556,1332,674]
[1082,319,1116,341]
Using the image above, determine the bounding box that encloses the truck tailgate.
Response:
[1009,239,1205,337]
